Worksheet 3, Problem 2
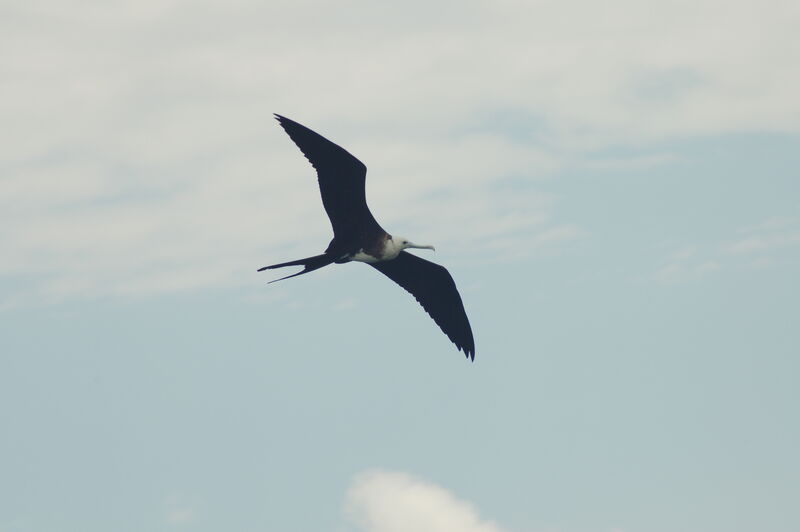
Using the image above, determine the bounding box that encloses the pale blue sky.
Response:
[2,1,799,531]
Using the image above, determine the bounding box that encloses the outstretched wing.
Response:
[274,114,384,244]
[370,251,475,360]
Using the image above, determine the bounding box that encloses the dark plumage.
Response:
[259,114,475,360]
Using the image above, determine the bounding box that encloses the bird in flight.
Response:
[260,115,475,360]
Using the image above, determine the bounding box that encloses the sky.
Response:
[1,1,799,531]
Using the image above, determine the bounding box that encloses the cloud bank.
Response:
[2,0,798,304]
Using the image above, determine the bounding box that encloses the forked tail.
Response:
[257,253,336,283]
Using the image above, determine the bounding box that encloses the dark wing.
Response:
[274,114,384,244]
[371,251,475,360]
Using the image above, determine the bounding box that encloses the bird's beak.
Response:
[409,243,435,251]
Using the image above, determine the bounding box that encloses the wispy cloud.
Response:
[652,246,721,284]
[651,215,800,283]
[726,217,800,255]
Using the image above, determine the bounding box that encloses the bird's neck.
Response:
[381,236,403,260]
[350,234,399,263]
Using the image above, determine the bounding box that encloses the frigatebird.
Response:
[259,115,475,360]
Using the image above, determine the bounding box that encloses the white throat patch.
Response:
[351,236,403,263]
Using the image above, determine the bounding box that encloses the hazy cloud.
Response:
[651,245,720,284]
[166,508,195,525]
[2,0,798,303]
[726,217,800,255]
[652,215,800,283]
[164,492,196,526]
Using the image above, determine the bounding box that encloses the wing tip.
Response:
[459,343,475,362]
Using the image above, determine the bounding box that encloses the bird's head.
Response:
[394,236,435,252]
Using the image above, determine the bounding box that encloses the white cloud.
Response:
[2,0,798,303]
[345,470,507,532]
[343,470,631,532]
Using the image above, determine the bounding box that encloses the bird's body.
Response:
[260,114,475,360]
